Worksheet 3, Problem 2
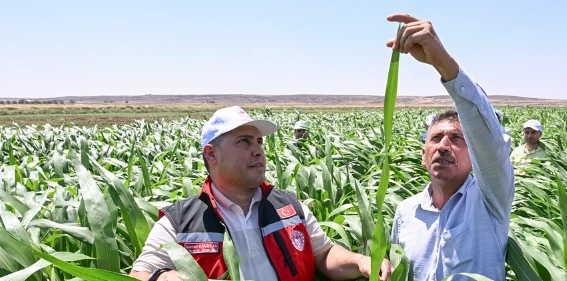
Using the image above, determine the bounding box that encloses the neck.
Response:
[526,142,539,152]
[212,182,257,216]
[429,176,467,209]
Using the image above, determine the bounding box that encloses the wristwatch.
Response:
[148,268,173,281]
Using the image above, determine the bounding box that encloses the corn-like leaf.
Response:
[162,242,209,281]
[0,210,32,245]
[31,248,139,281]
[27,219,94,244]
[90,157,152,258]
[71,152,120,272]
[0,252,93,281]
[222,230,240,280]
[506,234,544,281]
[0,190,28,215]
[555,171,567,269]
[0,227,39,280]
[370,24,400,281]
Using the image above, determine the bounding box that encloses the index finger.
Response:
[387,14,420,24]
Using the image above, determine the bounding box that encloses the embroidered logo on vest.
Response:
[291,230,305,251]
[183,242,220,254]
[276,204,297,219]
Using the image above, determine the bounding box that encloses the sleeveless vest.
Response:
[159,177,316,281]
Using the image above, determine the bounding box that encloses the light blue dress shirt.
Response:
[391,69,514,281]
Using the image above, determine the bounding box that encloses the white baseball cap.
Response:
[425,114,436,126]
[294,120,309,130]
[523,120,542,132]
[201,106,277,150]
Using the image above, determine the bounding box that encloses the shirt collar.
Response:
[210,183,262,211]
[523,143,542,153]
[419,174,473,211]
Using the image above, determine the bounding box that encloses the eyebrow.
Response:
[238,135,257,139]
[237,135,263,141]
[430,131,463,138]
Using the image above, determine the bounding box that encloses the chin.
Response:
[249,177,265,187]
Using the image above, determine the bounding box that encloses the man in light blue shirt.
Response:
[387,14,514,280]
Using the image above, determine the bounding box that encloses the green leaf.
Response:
[554,171,567,269]
[90,157,152,258]
[71,152,120,272]
[27,219,94,244]
[506,234,543,281]
[0,190,29,215]
[0,252,93,281]
[162,242,209,281]
[370,23,400,281]
[31,248,139,281]
[222,231,240,280]
[0,227,38,280]
[137,149,152,196]
[388,244,409,281]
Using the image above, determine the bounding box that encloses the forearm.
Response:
[315,245,366,280]
[443,70,514,218]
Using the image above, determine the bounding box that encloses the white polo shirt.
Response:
[132,184,333,281]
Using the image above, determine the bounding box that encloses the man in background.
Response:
[293,120,309,147]
[511,119,547,165]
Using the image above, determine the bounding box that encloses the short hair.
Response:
[426,109,459,137]
[203,134,225,172]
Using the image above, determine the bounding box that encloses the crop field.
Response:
[0,106,565,280]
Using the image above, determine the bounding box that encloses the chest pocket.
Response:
[440,223,473,269]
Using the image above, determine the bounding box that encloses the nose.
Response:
[251,140,265,157]
[437,136,452,152]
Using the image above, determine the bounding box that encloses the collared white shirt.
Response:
[210,183,276,281]
[132,184,332,281]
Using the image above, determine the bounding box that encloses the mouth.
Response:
[432,158,455,165]
[248,162,265,169]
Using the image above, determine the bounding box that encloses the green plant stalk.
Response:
[370,23,401,281]
[554,171,567,270]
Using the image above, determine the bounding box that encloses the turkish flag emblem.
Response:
[276,204,297,219]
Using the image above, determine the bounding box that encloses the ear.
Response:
[421,147,426,167]
[203,144,217,165]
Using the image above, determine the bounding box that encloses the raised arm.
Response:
[386,14,514,220]
[442,70,514,220]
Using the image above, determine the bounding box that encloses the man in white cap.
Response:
[510,119,547,165]
[293,120,309,147]
[129,106,392,281]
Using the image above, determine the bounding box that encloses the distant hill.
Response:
[2,94,567,107]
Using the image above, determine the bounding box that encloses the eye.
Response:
[238,139,250,144]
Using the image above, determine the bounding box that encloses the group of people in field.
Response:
[128,14,529,281]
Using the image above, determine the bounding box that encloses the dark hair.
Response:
[425,109,459,137]
[203,134,225,172]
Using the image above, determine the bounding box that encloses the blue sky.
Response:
[1,0,565,99]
